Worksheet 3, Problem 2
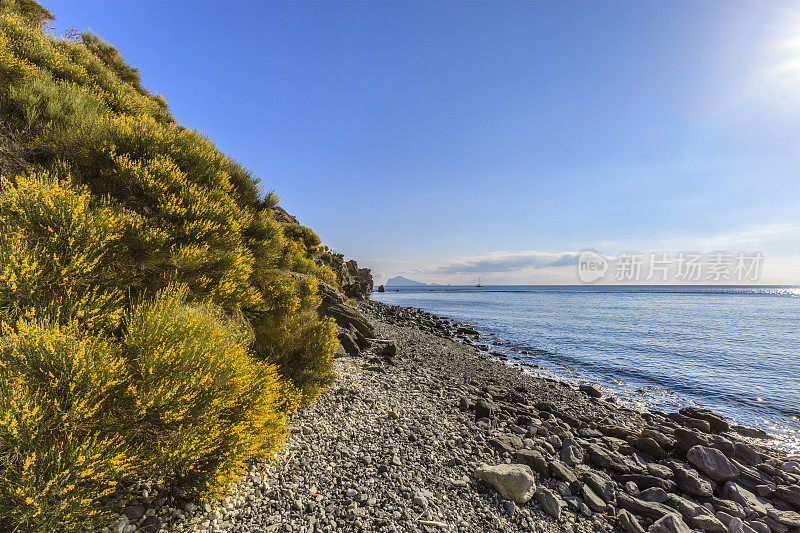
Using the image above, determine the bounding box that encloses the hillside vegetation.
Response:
[0,1,341,530]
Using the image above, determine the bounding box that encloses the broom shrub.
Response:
[0,1,341,528]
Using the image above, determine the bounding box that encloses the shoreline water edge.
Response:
[107,300,800,533]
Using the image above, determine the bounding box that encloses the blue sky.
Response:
[45,1,800,284]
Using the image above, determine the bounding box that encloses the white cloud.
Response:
[693,223,795,248]
[420,250,580,275]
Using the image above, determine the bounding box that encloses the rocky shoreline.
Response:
[108,301,800,533]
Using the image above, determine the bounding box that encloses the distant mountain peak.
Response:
[385,276,428,287]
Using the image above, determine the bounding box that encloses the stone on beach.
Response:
[118,300,797,533]
[686,445,740,482]
[474,463,537,504]
[618,508,646,533]
[534,487,563,520]
[649,513,692,533]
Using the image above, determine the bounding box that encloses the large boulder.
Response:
[687,445,740,482]
[475,464,537,504]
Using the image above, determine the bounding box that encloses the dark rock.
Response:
[374,339,397,359]
[599,424,637,440]
[709,434,736,458]
[710,497,746,519]
[587,443,630,473]
[679,406,730,433]
[376,284,385,292]
[615,474,672,492]
[629,436,667,459]
[618,508,646,533]
[640,429,675,451]
[560,442,584,467]
[323,299,375,339]
[616,492,672,520]
[639,487,669,503]
[489,435,524,454]
[534,487,563,520]
[747,520,771,533]
[582,484,607,512]
[673,427,710,455]
[665,493,727,531]
[139,515,161,533]
[668,412,711,433]
[672,464,714,498]
[767,508,800,529]
[734,443,766,466]
[516,449,548,476]
[458,397,471,411]
[722,481,768,515]
[122,506,146,522]
[731,425,774,440]
[647,463,674,479]
[475,398,497,420]
[763,515,791,533]
[549,460,578,484]
[649,513,692,533]
[579,383,603,398]
[687,445,740,482]
[337,331,360,356]
[774,485,800,508]
[583,470,616,503]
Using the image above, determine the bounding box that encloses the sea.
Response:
[372,285,800,453]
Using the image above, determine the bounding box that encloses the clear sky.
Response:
[44,0,800,285]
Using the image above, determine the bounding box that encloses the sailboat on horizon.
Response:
[476,277,483,287]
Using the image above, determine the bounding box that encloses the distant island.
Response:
[385,276,445,287]
[385,275,429,287]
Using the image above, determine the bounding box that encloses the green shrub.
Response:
[0,171,163,331]
[0,321,132,533]
[0,286,297,532]
[250,273,337,400]
[0,1,341,526]
[0,8,339,394]
[122,285,296,496]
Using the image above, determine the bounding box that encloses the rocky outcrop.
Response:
[316,281,374,338]
[317,251,373,300]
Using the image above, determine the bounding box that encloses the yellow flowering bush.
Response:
[0,0,340,529]
[0,321,132,532]
[0,1,337,390]
[122,285,297,496]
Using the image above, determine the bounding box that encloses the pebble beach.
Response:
[108,301,800,533]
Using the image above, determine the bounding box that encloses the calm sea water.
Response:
[373,285,800,452]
